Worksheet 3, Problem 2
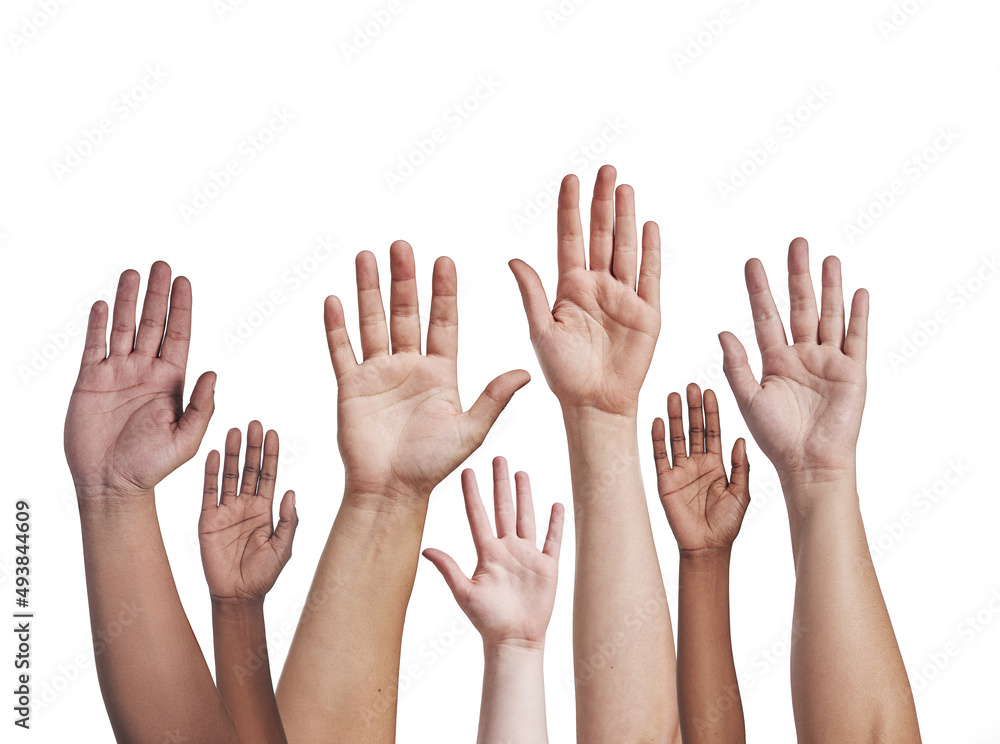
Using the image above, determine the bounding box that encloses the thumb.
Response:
[729,438,750,504]
[460,369,530,449]
[271,490,298,562]
[176,371,216,459]
[422,549,471,605]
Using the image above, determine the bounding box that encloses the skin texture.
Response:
[64,261,236,744]
[653,385,749,744]
[510,165,681,744]
[200,422,298,744]
[424,458,564,744]
[276,241,528,744]
[720,238,921,743]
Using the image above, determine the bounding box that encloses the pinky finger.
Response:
[202,450,221,511]
[81,301,108,366]
[324,296,358,379]
[542,503,565,561]
[844,288,869,363]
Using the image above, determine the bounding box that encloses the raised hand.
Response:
[652,385,749,552]
[423,457,563,649]
[64,261,216,500]
[324,241,530,501]
[719,237,868,482]
[199,422,297,602]
[509,165,661,417]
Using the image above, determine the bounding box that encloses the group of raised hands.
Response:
[64,166,922,743]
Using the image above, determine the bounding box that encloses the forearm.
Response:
[277,486,428,744]
[677,550,745,744]
[477,643,548,744]
[563,408,678,743]
[781,472,920,743]
[78,492,236,744]
[213,599,286,744]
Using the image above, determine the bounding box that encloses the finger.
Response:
[240,420,264,496]
[542,503,564,561]
[258,429,279,501]
[719,331,761,417]
[612,183,639,289]
[324,295,358,379]
[175,371,216,461]
[160,276,193,369]
[422,549,472,604]
[426,256,459,362]
[651,417,672,474]
[355,251,389,360]
[492,457,516,539]
[704,388,722,456]
[202,450,221,510]
[509,259,553,341]
[221,427,242,504]
[787,238,819,344]
[109,269,140,356]
[389,240,421,354]
[271,490,298,562]
[462,468,494,552]
[557,174,586,276]
[820,255,846,348]
[81,301,108,366]
[845,288,869,363]
[744,259,787,353]
[588,164,616,273]
[460,369,531,449]
[637,221,661,311]
[667,391,687,461]
[730,438,750,500]
[514,470,536,543]
[686,383,706,455]
[134,261,172,356]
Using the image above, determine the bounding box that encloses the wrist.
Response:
[679,545,733,566]
[343,478,432,510]
[777,463,857,493]
[483,638,546,658]
[211,594,266,614]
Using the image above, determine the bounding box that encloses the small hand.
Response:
[199,422,297,602]
[64,262,216,500]
[423,458,564,649]
[324,241,530,501]
[719,238,868,481]
[509,165,661,417]
[652,385,750,552]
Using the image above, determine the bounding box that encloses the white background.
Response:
[3,0,999,741]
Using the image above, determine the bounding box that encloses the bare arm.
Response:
[277,243,528,743]
[65,262,235,743]
[510,166,680,743]
[720,238,921,743]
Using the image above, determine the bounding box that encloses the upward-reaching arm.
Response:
[510,166,680,743]
[64,261,235,744]
[719,238,921,743]
[276,242,528,743]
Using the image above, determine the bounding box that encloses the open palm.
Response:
[653,385,749,551]
[325,242,529,500]
[720,239,868,478]
[64,262,215,499]
[199,423,296,601]
[510,166,661,417]
[423,459,564,648]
